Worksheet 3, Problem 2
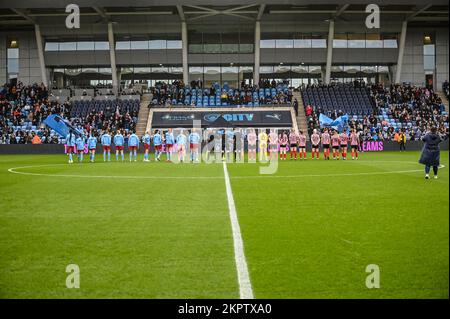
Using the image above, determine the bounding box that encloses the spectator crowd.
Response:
[0,82,138,144]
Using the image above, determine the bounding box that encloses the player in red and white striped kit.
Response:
[298,130,307,160]
[350,129,360,160]
[321,129,331,160]
[278,131,288,160]
[331,130,341,160]
[339,131,349,160]
[289,129,298,160]
[310,129,321,159]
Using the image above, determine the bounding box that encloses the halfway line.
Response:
[222,161,254,299]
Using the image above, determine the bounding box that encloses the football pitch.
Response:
[0,151,448,299]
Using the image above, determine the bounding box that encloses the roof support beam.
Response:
[92,6,109,20]
[10,8,35,23]
[406,4,433,20]
[333,4,349,18]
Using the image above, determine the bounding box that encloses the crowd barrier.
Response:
[0,139,448,154]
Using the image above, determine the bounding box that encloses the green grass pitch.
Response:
[0,151,448,298]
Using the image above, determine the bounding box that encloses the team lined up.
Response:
[64,128,360,163]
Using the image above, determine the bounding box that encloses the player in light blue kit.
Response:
[75,134,86,162]
[142,131,151,162]
[153,130,163,161]
[87,130,97,162]
[101,129,112,162]
[128,130,140,162]
[66,131,77,163]
[176,130,187,162]
[165,128,175,162]
[189,129,201,162]
[114,130,125,162]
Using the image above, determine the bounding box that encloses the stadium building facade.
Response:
[0,1,448,91]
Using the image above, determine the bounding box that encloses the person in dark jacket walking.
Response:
[419,127,443,179]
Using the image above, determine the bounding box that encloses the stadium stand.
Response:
[302,83,449,142]
[150,80,292,107]
[0,82,140,144]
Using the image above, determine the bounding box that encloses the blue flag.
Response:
[43,114,82,137]
[319,113,349,132]
[319,113,333,127]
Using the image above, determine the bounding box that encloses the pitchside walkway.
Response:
[136,93,152,136]
[292,90,309,138]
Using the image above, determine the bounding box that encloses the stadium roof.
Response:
[1,1,448,30]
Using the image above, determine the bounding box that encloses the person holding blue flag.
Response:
[176,130,187,162]
[114,130,125,162]
[65,130,76,164]
[189,129,201,162]
[75,134,86,163]
[142,131,151,162]
[165,128,175,162]
[128,130,140,162]
[153,130,163,161]
[101,129,112,162]
[87,131,97,163]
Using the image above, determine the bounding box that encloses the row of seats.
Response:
[302,86,374,116]
[70,99,140,118]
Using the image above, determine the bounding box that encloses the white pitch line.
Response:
[222,161,254,299]
[6,164,446,180]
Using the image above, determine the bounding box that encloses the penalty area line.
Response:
[222,161,254,299]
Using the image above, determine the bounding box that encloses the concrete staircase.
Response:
[436,91,449,112]
[135,93,152,136]
[292,90,309,138]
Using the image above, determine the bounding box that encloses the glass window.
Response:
[189,44,203,53]
[204,44,221,53]
[377,66,389,73]
[65,68,82,76]
[130,41,149,49]
[77,41,95,50]
[294,39,311,48]
[344,65,361,73]
[120,67,133,75]
[383,39,397,48]
[167,40,182,49]
[7,59,19,73]
[169,67,183,74]
[348,40,365,48]
[275,39,293,48]
[423,44,435,55]
[424,55,435,70]
[361,65,377,73]
[260,40,275,48]
[221,44,239,53]
[366,34,382,48]
[95,41,109,50]
[274,65,290,73]
[134,67,151,74]
[309,66,322,74]
[311,39,326,48]
[82,67,98,73]
[333,39,347,48]
[151,67,169,73]
[347,34,365,48]
[45,42,59,51]
[292,65,308,73]
[331,65,344,72]
[149,40,166,49]
[59,42,77,51]
[99,68,112,75]
[7,48,19,59]
[260,66,274,74]
[116,41,131,50]
[239,44,253,53]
